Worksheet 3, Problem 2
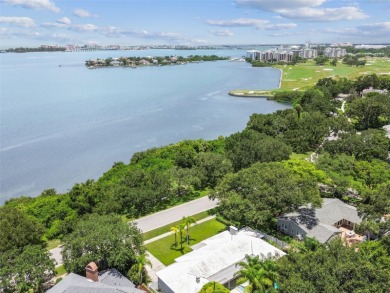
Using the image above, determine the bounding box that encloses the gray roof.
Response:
[47,270,142,293]
[305,222,340,243]
[279,198,362,243]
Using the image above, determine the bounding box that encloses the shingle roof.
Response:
[279,198,362,243]
[305,222,340,243]
[47,270,142,293]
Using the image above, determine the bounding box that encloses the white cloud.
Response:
[73,8,97,18]
[210,29,234,36]
[235,0,367,22]
[235,0,326,11]
[69,24,98,32]
[357,22,390,31]
[0,16,35,27]
[277,7,367,21]
[57,17,71,25]
[42,21,98,32]
[206,18,268,27]
[206,18,296,30]
[1,0,60,13]
[264,23,297,30]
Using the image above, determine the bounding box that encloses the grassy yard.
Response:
[55,265,67,277]
[46,239,62,250]
[274,58,390,90]
[142,210,215,241]
[289,152,311,160]
[145,219,226,266]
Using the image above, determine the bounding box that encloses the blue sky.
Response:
[1,0,390,48]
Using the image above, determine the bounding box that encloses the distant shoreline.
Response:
[228,66,281,98]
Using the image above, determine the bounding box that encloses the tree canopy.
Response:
[0,245,55,293]
[62,214,144,276]
[213,162,321,231]
[0,206,45,252]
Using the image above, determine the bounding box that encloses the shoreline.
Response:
[228,66,282,98]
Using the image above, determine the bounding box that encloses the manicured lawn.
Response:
[55,265,67,276]
[289,152,311,160]
[145,219,226,265]
[46,239,62,250]
[274,58,390,90]
[142,210,214,241]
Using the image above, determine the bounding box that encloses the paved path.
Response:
[145,251,166,283]
[50,246,63,267]
[134,196,219,232]
[49,196,219,267]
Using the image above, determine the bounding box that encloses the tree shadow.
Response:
[290,207,319,230]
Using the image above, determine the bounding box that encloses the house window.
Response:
[292,229,294,234]
[296,231,299,235]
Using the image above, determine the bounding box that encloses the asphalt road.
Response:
[50,196,219,266]
[133,196,219,232]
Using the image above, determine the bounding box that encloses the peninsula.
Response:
[85,55,229,68]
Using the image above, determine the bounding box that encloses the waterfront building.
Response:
[324,47,347,58]
[247,47,317,62]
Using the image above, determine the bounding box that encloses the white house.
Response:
[156,227,285,293]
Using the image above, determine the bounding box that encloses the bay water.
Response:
[0,49,290,203]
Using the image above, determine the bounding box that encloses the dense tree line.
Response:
[6,47,66,53]
[345,46,390,57]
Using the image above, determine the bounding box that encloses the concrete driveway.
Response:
[134,196,219,232]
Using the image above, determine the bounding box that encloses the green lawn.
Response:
[145,219,226,265]
[289,152,311,160]
[142,210,215,241]
[55,265,67,276]
[274,58,390,90]
[46,239,62,250]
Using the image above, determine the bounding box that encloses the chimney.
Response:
[229,226,238,235]
[85,262,99,282]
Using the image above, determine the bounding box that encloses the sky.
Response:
[0,0,390,48]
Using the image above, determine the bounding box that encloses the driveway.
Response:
[134,196,219,232]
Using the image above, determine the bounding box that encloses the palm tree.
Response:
[234,255,278,293]
[135,253,152,286]
[170,226,179,247]
[182,216,196,244]
[178,223,186,250]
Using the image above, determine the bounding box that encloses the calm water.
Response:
[0,49,289,203]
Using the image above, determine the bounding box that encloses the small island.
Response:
[85,55,229,68]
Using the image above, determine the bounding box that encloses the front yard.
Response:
[145,219,226,265]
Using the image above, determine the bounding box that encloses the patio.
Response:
[339,227,364,246]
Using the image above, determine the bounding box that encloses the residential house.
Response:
[47,262,143,293]
[156,227,285,293]
[278,198,363,244]
[361,87,388,96]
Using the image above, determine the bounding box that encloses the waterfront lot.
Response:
[145,219,226,266]
[274,57,390,90]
